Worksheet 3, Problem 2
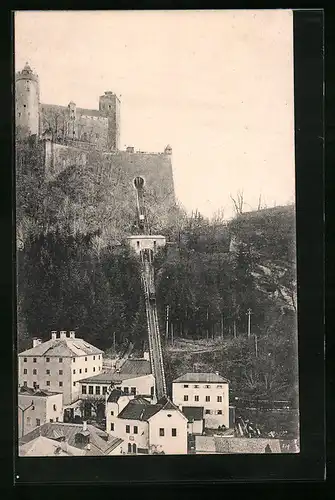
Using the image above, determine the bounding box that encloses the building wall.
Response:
[111,415,149,454]
[187,419,204,435]
[19,352,103,406]
[75,112,108,150]
[148,409,188,455]
[18,392,63,437]
[172,382,230,429]
[44,141,88,181]
[127,235,166,255]
[79,374,154,400]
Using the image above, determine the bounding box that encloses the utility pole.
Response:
[206,307,209,340]
[255,335,258,358]
[221,313,224,339]
[247,308,252,339]
[171,323,174,346]
[165,305,169,339]
[233,321,237,338]
[113,331,116,354]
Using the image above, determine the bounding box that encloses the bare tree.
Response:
[230,190,245,215]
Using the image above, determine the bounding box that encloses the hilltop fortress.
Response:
[15,63,175,208]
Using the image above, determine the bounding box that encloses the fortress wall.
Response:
[45,142,88,181]
[76,113,108,150]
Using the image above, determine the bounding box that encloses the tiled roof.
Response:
[107,389,127,403]
[19,422,122,456]
[19,337,104,357]
[173,373,229,384]
[78,371,146,384]
[119,359,151,375]
[19,436,85,457]
[157,396,180,411]
[195,437,296,454]
[19,387,62,397]
[182,406,204,422]
[117,399,161,421]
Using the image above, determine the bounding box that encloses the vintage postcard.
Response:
[15,9,299,458]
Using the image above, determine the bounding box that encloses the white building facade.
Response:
[172,373,230,429]
[18,331,104,405]
[18,387,63,437]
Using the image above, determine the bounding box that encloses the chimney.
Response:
[32,338,42,348]
[60,331,67,340]
[143,352,150,361]
[126,146,134,153]
[215,371,220,376]
[82,421,87,431]
[69,331,75,339]
[51,331,57,340]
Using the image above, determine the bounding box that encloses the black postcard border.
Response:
[3,7,325,486]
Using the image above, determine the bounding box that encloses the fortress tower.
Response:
[15,63,40,138]
[99,91,120,150]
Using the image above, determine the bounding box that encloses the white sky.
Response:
[15,10,295,218]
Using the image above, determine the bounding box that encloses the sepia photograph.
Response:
[15,9,300,458]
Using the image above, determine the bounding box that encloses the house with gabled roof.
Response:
[18,330,104,405]
[18,421,124,456]
[172,372,230,430]
[106,393,188,455]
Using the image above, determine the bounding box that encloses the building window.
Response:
[194,395,199,402]
[99,355,101,360]
[23,358,27,362]
[134,426,138,434]
[53,404,57,411]
[205,396,210,402]
[79,369,82,374]
[172,428,177,437]
[183,384,189,388]
[59,358,63,363]
[23,381,27,386]
[123,387,129,394]
[59,370,63,375]
[150,386,154,396]
[205,409,211,414]
[110,423,114,431]
[85,357,87,361]
[46,358,50,363]
[50,419,53,423]
[56,417,59,422]
[93,367,95,372]
[33,369,37,375]
[36,419,40,427]
[110,411,114,416]
[159,428,164,437]
[33,358,37,363]
[85,368,87,373]
[93,356,95,360]
[132,443,137,454]
[116,386,121,390]
[194,385,199,388]
[73,358,75,362]
[96,386,101,395]
[46,381,50,386]
[73,369,76,374]
[217,385,223,388]
[88,386,93,394]
[23,369,27,375]
[103,386,108,395]
[217,410,223,415]
[126,425,130,434]
[46,370,50,375]
[217,396,222,402]
[184,395,188,401]
[59,381,63,387]
[205,385,210,388]
[131,387,136,395]
[73,382,76,387]
[128,443,132,453]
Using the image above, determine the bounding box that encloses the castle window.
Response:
[23,104,26,108]
[18,112,21,117]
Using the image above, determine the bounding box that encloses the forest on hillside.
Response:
[16,141,298,403]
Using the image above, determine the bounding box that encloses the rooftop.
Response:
[19,422,123,456]
[78,371,149,384]
[19,386,62,397]
[182,406,204,422]
[173,373,229,384]
[118,396,184,421]
[119,359,151,376]
[195,436,298,454]
[19,336,103,358]
[19,435,85,457]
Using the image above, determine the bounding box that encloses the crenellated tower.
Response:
[15,63,40,138]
